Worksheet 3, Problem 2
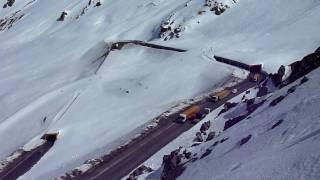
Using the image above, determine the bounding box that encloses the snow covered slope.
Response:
[138,68,320,180]
[0,0,319,179]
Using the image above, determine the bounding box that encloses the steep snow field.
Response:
[0,0,319,179]
[139,68,320,180]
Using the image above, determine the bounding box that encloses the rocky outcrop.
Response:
[224,98,265,130]
[269,96,286,107]
[270,47,320,87]
[205,0,230,15]
[257,86,268,97]
[0,11,24,31]
[161,149,186,180]
[159,14,184,41]
[271,119,283,129]
[127,165,153,180]
[239,134,252,146]
[57,11,68,21]
[3,0,15,8]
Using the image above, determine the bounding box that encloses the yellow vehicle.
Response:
[176,105,201,123]
[210,89,230,102]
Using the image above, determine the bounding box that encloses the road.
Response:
[73,75,264,180]
[0,140,54,180]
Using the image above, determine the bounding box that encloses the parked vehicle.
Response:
[176,105,201,123]
[209,90,231,102]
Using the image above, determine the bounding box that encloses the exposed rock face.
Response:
[205,0,230,15]
[284,48,320,85]
[57,11,68,21]
[161,149,185,180]
[257,86,268,97]
[3,0,15,8]
[127,165,153,180]
[269,96,286,106]
[270,47,320,87]
[271,119,284,129]
[269,65,285,87]
[159,15,184,41]
[239,134,252,146]
[206,131,216,141]
[0,11,24,31]
[200,121,211,133]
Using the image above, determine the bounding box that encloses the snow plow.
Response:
[209,89,231,102]
[175,105,201,123]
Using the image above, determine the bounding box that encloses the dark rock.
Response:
[7,0,14,6]
[211,141,219,147]
[281,47,320,86]
[220,137,229,143]
[57,11,68,21]
[269,73,283,87]
[246,98,255,106]
[218,102,238,116]
[3,3,7,8]
[257,86,268,97]
[247,99,265,113]
[191,143,201,147]
[200,121,211,133]
[183,150,192,159]
[287,85,297,94]
[95,1,102,6]
[161,150,185,180]
[271,119,284,129]
[195,132,203,142]
[128,165,153,179]
[206,131,215,141]
[239,134,252,146]
[300,76,309,84]
[269,96,286,106]
[200,149,212,159]
[224,114,247,130]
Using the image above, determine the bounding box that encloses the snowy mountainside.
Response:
[0,0,319,179]
[137,68,320,180]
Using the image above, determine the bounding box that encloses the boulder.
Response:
[200,121,211,133]
[7,0,15,7]
[57,11,68,21]
[161,150,185,180]
[271,119,284,129]
[257,86,268,97]
[269,96,286,106]
[239,134,252,146]
[206,131,215,141]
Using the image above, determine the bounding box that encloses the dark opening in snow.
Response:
[41,133,58,142]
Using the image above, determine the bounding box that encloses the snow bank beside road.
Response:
[0,0,319,179]
[138,68,320,180]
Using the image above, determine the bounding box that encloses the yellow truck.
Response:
[176,105,201,123]
[210,89,231,102]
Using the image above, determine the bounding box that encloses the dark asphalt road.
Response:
[74,76,263,180]
[0,141,54,180]
[0,75,262,180]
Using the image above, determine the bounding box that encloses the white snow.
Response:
[139,68,320,180]
[0,0,319,179]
